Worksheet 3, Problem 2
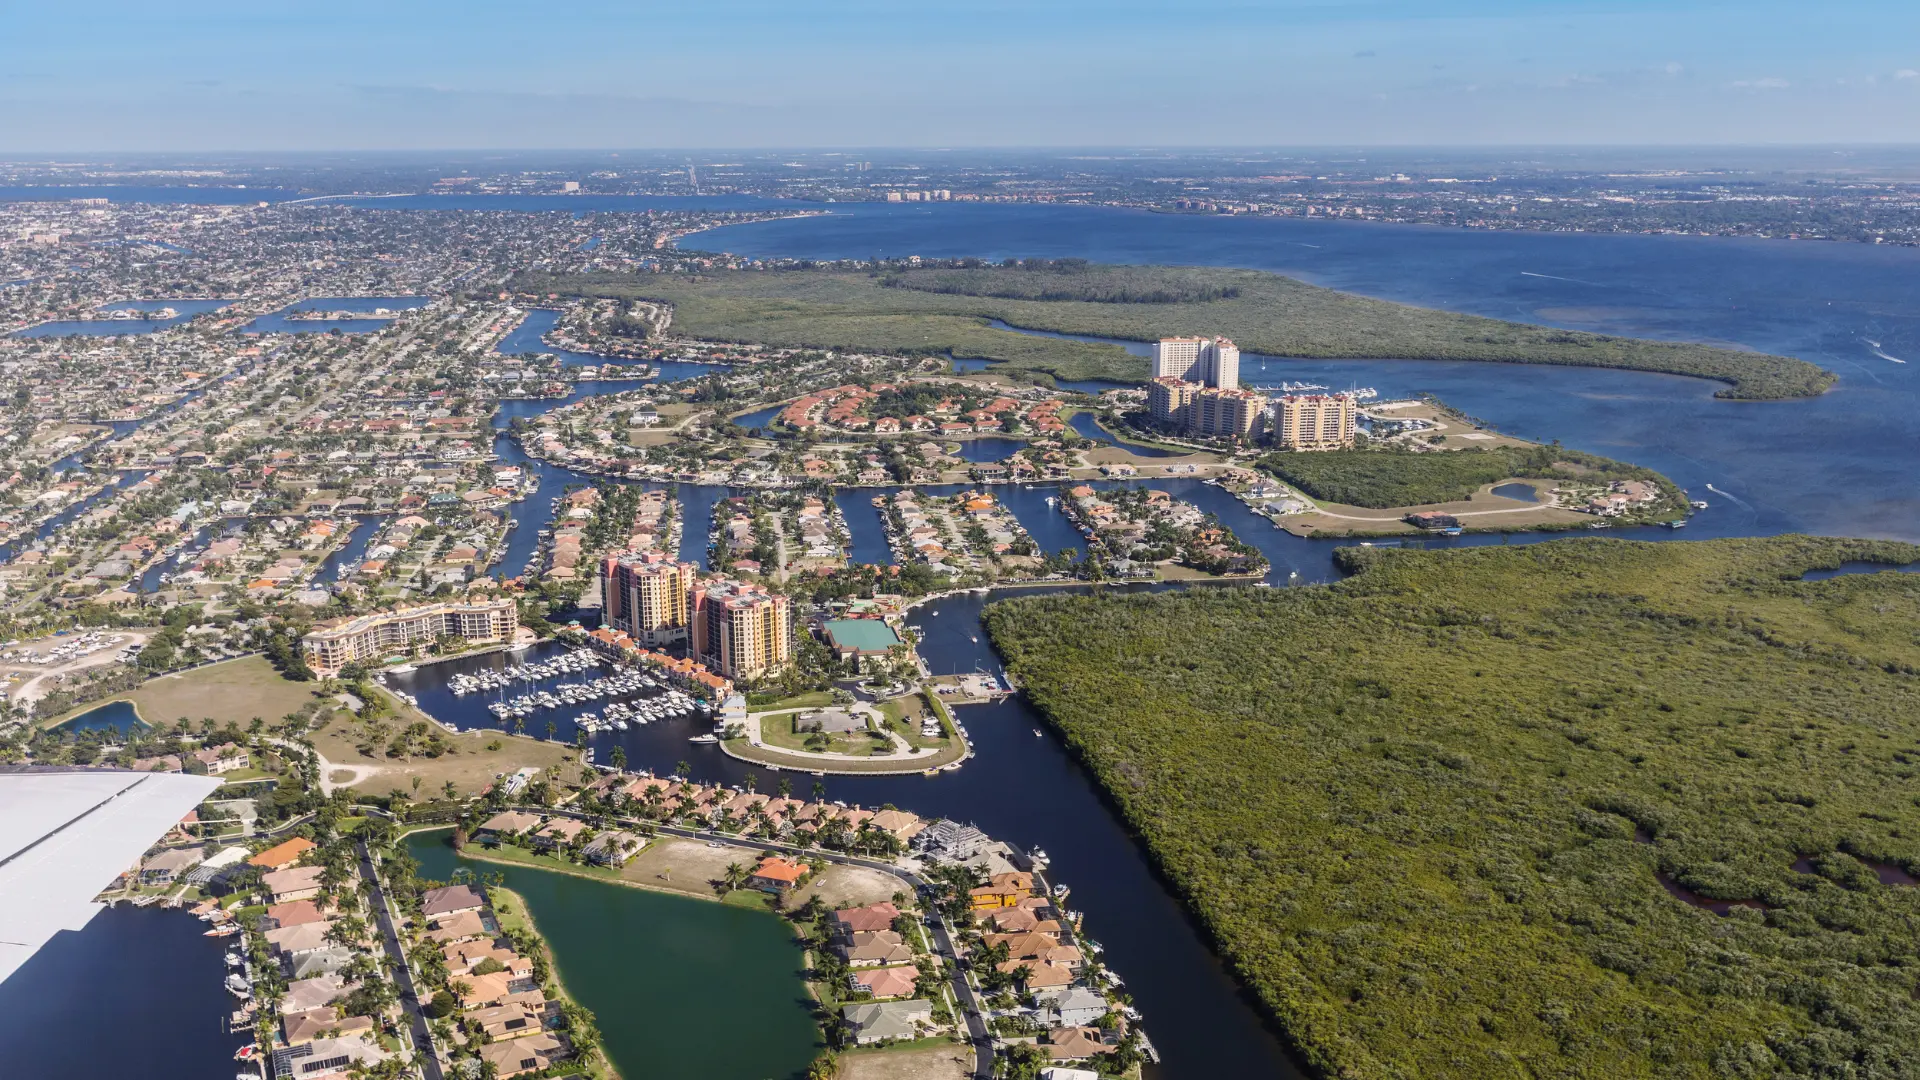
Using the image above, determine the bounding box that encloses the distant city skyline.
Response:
[5,1,1920,151]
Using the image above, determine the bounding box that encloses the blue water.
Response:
[56,699,148,734]
[688,204,1920,543]
[316,516,385,582]
[676,484,732,569]
[0,905,244,1079]
[0,471,152,564]
[1491,482,1541,503]
[496,309,724,381]
[947,435,1027,463]
[1802,560,1920,581]
[241,295,428,335]
[328,193,813,214]
[13,298,232,338]
[833,487,896,566]
[729,404,784,431]
[1066,410,1183,457]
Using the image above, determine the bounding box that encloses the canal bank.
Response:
[406,828,821,1080]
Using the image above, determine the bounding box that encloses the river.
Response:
[406,828,820,1080]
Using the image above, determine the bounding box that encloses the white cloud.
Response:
[1664,62,1683,76]
[1728,77,1791,90]
[1897,69,1920,80]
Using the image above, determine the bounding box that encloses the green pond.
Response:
[406,830,820,1080]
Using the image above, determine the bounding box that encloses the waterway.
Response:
[0,904,245,1079]
[241,295,430,335]
[11,298,233,338]
[406,828,819,1080]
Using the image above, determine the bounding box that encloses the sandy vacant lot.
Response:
[51,655,325,729]
[623,838,757,898]
[838,1043,973,1080]
[798,864,907,910]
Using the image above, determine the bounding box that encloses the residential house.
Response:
[850,965,918,999]
[192,742,250,774]
[266,921,337,958]
[831,902,900,939]
[249,836,317,870]
[841,930,913,967]
[748,856,806,894]
[531,818,587,853]
[289,946,356,980]
[969,872,1034,911]
[140,847,204,885]
[842,999,934,1045]
[475,810,541,841]
[581,830,643,867]
[270,1035,391,1080]
[421,884,486,918]
[422,910,489,944]
[282,1007,374,1047]
[259,900,328,931]
[478,1033,568,1078]
[262,865,327,904]
[469,1003,544,1041]
[1044,1026,1113,1062]
[282,974,354,1014]
[1035,986,1109,1028]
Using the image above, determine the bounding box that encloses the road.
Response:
[358,839,444,1080]
[540,807,996,1079]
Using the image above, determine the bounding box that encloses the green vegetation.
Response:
[518,265,1833,399]
[1258,444,1675,510]
[985,536,1920,1080]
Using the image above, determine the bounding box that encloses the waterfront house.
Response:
[843,999,934,1045]
[139,847,204,884]
[969,872,1035,911]
[282,1007,374,1047]
[455,970,526,1010]
[478,1032,568,1077]
[842,930,913,966]
[423,910,489,944]
[469,1002,544,1041]
[869,809,926,842]
[850,965,918,999]
[267,921,336,958]
[748,856,806,893]
[831,902,900,938]
[1041,1069,1101,1080]
[1035,986,1110,1028]
[262,865,327,904]
[531,818,587,852]
[289,946,355,980]
[271,1034,391,1079]
[259,899,328,932]
[421,883,486,918]
[582,830,643,867]
[442,939,533,979]
[476,810,541,841]
[1044,1025,1113,1061]
[249,836,317,870]
[915,820,990,861]
[282,974,355,1014]
[986,905,1062,935]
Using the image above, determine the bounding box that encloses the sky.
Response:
[5,1,1920,151]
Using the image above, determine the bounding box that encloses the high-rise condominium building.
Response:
[1152,336,1240,390]
[1148,378,1266,440]
[690,580,794,681]
[301,599,518,675]
[601,551,696,645]
[1271,393,1357,450]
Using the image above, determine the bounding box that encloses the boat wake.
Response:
[1520,270,1604,287]
[1704,483,1753,511]
[1871,348,1907,364]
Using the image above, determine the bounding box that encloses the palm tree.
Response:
[442,780,458,801]
[812,780,827,801]
[777,777,792,798]
[744,772,758,794]
[719,862,749,893]
[675,759,691,779]
[609,746,627,771]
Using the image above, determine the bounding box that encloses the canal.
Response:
[406,828,820,1080]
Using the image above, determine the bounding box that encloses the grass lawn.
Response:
[308,716,588,799]
[759,711,889,757]
[877,693,954,752]
[464,841,626,882]
[50,655,326,730]
[748,690,838,712]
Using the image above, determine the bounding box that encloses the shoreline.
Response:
[487,882,625,1080]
